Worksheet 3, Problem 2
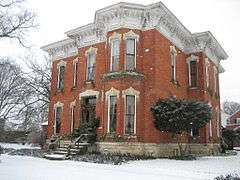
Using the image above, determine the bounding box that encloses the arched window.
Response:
[170,46,177,82]
[57,61,66,90]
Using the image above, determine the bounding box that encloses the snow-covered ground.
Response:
[0,152,240,180]
[0,142,40,150]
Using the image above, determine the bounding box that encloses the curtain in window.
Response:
[126,39,135,71]
[87,53,96,80]
[111,40,119,71]
[109,96,117,133]
[125,95,135,134]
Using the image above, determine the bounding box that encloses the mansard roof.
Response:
[41,2,228,66]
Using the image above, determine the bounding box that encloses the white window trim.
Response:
[106,87,120,133]
[216,107,220,137]
[57,61,66,89]
[213,66,218,93]
[107,95,117,133]
[205,58,210,89]
[70,101,76,133]
[110,39,120,71]
[123,30,139,71]
[122,87,140,135]
[208,102,212,137]
[170,46,177,81]
[85,47,97,81]
[53,102,64,135]
[73,58,78,87]
[186,55,199,87]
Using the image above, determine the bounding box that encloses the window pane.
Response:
[126,39,135,71]
[58,66,65,89]
[111,40,119,71]
[126,39,135,54]
[109,96,117,133]
[87,53,96,80]
[190,61,197,87]
[55,107,62,134]
[125,95,135,134]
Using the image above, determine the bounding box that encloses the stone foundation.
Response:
[96,142,220,157]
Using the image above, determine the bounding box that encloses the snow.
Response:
[1,153,240,180]
[0,143,40,150]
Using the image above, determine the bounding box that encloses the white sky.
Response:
[0,0,239,103]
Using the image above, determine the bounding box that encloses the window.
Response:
[86,53,96,81]
[57,66,65,90]
[108,96,117,133]
[73,60,78,87]
[191,127,199,137]
[237,118,240,124]
[55,106,62,134]
[170,46,177,82]
[125,95,135,134]
[214,67,218,93]
[70,105,75,133]
[125,39,136,71]
[189,61,198,87]
[110,39,120,71]
[205,59,210,88]
[209,120,212,137]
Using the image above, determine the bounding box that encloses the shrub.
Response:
[214,173,240,180]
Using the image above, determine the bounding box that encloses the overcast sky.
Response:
[0,0,239,103]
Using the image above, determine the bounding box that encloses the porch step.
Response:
[43,154,70,160]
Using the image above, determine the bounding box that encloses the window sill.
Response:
[188,86,199,90]
[170,79,180,86]
[103,70,144,81]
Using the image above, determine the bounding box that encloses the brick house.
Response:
[226,111,240,130]
[41,2,228,156]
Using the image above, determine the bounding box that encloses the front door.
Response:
[81,96,96,124]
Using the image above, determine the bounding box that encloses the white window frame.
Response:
[107,95,117,133]
[170,46,177,82]
[205,58,210,89]
[237,118,240,125]
[53,102,64,135]
[105,87,120,133]
[123,30,139,71]
[216,107,220,137]
[122,87,140,135]
[213,66,218,93]
[73,58,78,87]
[186,55,199,88]
[70,101,76,133]
[109,32,121,72]
[110,39,120,71]
[57,61,66,90]
[85,47,97,81]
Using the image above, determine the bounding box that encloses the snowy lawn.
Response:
[1,153,240,180]
[0,142,40,150]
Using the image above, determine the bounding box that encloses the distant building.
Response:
[41,2,228,156]
[221,110,230,128]
[226,111,240,130]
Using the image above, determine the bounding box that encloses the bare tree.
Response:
[17,55,51,131]
[0,0,37,46]
[0,59,28,120]
[223,101,240,115]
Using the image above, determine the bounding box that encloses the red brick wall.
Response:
[47,28,221,144]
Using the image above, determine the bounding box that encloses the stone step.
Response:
[43,154,70,160]
[54,151,77,155]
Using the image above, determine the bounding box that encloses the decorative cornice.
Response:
[123,30,139,41]
[79,89,100,99]
[186,54,199,64]
[105,87,120,98]
[122,87,140,98]
[54,101,64,108]
[85,46,98,57]
[41,2,228,69]
[57,60,67,69]
[108,32,122,43]
[41,38,77,61]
